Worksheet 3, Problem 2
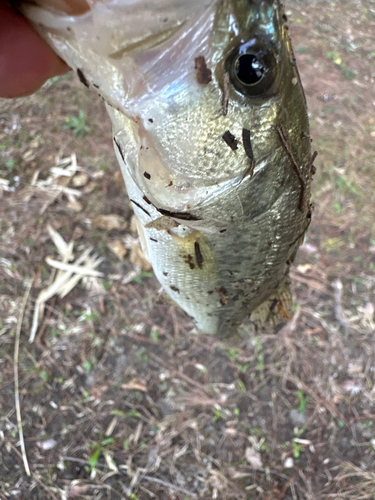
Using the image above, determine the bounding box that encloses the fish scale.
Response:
[21,0,314,336]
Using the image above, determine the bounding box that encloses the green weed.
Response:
[64,110,90,137]
[150,329,159,342]
[5,158,15,171]
[111,409,142,419]
[87,437,116,471]
[237,380,246,393]
[83,360,93,373]
[78,310,100,322]
[226,348,239,362]
[213,408,228,422]
[293,441,302,458]
[102,279,112,291]
[295,390,310,414]
[341,68,357,80]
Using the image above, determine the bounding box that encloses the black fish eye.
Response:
[235,54,264,85]
[225,37,277,98]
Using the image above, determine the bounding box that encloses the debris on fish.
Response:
[21,0,314,336]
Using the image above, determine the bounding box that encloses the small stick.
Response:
[333,279,350,335]
[142,475,198,498]
[276,124,307,211]
[221,71,230,116]
[238,160,256,185]
[310,150,318,175]
[14,279,33,477]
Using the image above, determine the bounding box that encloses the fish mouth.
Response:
[20,0,218,105]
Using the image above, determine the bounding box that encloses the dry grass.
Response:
[1,0,375,498]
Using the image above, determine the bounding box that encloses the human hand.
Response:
[0,1,69,98]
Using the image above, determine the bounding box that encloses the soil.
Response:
[1,0,375,498]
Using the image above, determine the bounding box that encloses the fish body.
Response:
[22,0,313,336]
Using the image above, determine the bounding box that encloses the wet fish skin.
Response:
[21,0,313,336]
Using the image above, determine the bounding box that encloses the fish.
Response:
[20,0,314,336]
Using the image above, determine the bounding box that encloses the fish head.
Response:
[22,0,309,221]
[106,0,311,220]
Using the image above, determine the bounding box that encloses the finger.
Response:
[32,0,90,15]
[0,1,69,98]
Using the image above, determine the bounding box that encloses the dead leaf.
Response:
[22,149,37,162]
[67,200,83,212]
[121,378,148,392]
[83,181,98,194]
[130,244,152,271]
[245,446,263,470]
[90,385,108,399]
[36,439,57,450]
[284,457,294,468]
[68,484,92,497]
[348,364,363,375]
[300,242,318,253]
[107,240,128,260]
[130,214,138,233]
[113,169,125,187]
[341,380,362,394]
[92,214,128,230]
[145,215,179,231]
[297,264,312,273]
[72,226,84,240]
[71,172,89,187]
[364,302,374,320]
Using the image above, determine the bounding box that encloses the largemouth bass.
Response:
[20,0,314,336]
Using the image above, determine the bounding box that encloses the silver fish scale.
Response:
[23,0,313,336]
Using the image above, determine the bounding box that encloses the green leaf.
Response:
[101,437,115,446]
[88,446,101,468]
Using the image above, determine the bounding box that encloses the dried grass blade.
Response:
[47,224,70,258]
[14,279,33,476]
[59,256,105,298]
[29,246,99,342]
[45,257,104,277]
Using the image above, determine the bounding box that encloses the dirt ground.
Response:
[1,1,375,498]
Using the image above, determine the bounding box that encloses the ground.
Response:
[1,1,375,498]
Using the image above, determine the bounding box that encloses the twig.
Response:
[148,351,209,394]
[31,474,60,500]
[275,124,307,211]
[61,457,198,498]
[142,475,198,498]
[221,71,230,116]
[275,474,297,500]
[61,456,87,465]
[14,279,33,477]
[333,279,350,335]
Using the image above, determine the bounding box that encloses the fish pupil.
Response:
[225,37,277,98]
[236,54,264,85]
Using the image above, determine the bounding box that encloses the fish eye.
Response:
[225,37,277,98]
[235,54,264,84]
